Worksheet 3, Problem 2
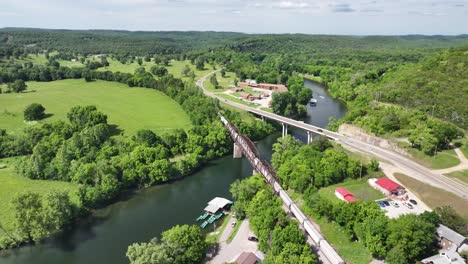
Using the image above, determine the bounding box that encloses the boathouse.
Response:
[204,197,233,214]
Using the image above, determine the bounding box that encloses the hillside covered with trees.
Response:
[378,46,467,129]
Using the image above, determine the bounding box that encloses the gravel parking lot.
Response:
[379,195,430,218]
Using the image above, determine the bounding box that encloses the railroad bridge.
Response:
[219,113,344,264]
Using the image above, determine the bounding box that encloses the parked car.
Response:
[403,202,413,209]
[377,201,385,208]
[382,201,390,207]
[248,236,259,242]
[390,201,399,208]
[409,199,417,205]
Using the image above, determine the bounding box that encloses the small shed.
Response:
[236,252,259,264]
[335,187,358,203]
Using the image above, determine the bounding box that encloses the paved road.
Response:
[196,70,468,200]
[209,218,258,264]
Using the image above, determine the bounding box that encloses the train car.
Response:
[320,240,345,264]
[290,204,306,223]
[273,182,282,193]
[278,190,293,208]
[291,204,307,223]
[303,220,323,244]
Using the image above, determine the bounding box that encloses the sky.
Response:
[0,0,467,35]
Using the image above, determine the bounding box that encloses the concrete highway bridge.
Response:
[197,71,468,200]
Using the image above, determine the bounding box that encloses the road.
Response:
[196,70,468,200]
[209,218,258,264]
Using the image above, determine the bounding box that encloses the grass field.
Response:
[0,79,191,134]
[97,58,216,82]
[0,157,79,238]
[217,93,261,108]
[444,170,468,185]
[394,173,468,222]
[407,148,460,169]
[202,71,236,92]
[318,177,384,202]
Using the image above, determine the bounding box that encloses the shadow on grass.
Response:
[108,124,124,136]
[41,113,54,120]
[21,90,37,94]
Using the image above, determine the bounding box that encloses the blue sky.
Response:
[1,0,467,35]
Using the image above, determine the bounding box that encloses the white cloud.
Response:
[276,1,309,9]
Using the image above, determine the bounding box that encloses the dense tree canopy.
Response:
[126,225,207,264]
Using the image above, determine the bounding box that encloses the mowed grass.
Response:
[0,79,191,134]
[444,170,468,185]
[407,148,460,169]
[0,157,79,237]
[203,71,237,92]
[394,173,468,222]
[318,177,384,202]
[97,58,217,82]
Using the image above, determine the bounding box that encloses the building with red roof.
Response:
[335,187,358,203]
[371,178,406,196]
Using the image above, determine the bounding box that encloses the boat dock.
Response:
[196,197,233,228]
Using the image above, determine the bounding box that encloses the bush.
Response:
[24,103,46,121]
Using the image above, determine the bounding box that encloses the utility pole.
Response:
[360,161,363,179]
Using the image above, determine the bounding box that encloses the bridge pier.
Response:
[282,123,288,138]
[233,143,242,158]
[307,131,313,144]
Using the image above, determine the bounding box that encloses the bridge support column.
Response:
[233,143,242,158]
[282,123,288,138]
[261,116,264,122]
[307,131,313,144]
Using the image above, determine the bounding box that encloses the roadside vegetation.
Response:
[445,170,468,184]
[394,173,468,223]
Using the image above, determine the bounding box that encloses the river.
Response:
[0,80,346,264]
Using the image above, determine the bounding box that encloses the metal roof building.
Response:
[203,197,233,214]
[335,187,358,203]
